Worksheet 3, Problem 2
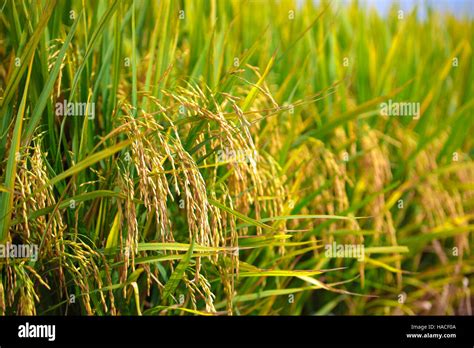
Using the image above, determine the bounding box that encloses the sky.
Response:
[363,0,474,19]
[311,0,474,19]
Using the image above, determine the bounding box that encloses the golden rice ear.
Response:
[360,128,392,238]
[0,280,5,315]
[113,85,285,311]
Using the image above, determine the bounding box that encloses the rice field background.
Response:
[0,0,472,316]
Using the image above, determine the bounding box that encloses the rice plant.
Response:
[0,0,472,316]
